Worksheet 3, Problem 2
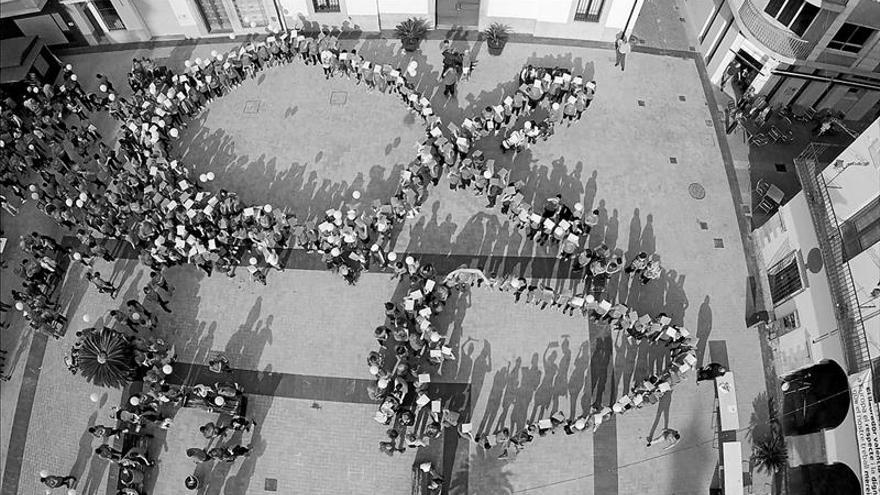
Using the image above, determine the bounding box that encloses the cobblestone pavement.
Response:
[2,19,771,495]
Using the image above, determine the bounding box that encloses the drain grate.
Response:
[689,182,706,199]
[679,95,687,102]
[265,478,278,491]
[699,221,709,230]
[775,163,787,172]
[329,91,348,105]
[705,119,713,127]
[243,100,261,114]
[637,99,645,107]
[714,238,724,248]
[669,157,678,164]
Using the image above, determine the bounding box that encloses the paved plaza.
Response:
[1,10,777,495]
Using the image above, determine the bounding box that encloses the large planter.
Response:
[484,23,511,56]
[487,39,507,56]
[395,17,428,53]
[402,38,422,52]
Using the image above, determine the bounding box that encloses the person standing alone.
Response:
[442,65,459,98]
[615,33,631,71]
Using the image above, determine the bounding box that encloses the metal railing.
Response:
[738,0,814,60]
[794,143,873,374]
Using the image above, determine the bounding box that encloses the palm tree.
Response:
[752,431,788,474]
[77,328,135,388]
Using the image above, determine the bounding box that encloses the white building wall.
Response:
[376,0,429,14]
[821,119,880,220]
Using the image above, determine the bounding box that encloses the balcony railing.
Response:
[794,143,873,375]
[738,0,814,60]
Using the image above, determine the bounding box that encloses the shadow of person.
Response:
[510,353,540,433]
[494,357,521,434]
[529,345,558,424]
[646,390,674,444]
[695,296,713,368]
[68,410,99,481]
[551,337,572,413]
[469,340,492,412]
[568,340,590,419]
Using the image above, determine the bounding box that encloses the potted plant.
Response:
[77,328,135,388]
[396,17,429,52]
[484,23,511,56]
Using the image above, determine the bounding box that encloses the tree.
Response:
[752,431,788,475]
[77,328,135,388]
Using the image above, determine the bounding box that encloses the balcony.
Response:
[794,144,873,376]
[738,0,814,61]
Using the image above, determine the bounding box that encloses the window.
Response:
[92,0,125,30]
[764,0,819,37]
[841,197,880,261]
[231,0,268,27]
[781,310,801,330]
[768,252,804,304]
[828,23,876,53]
[574,0,605,22]
[194,0,233,32]
[312,0,340,13]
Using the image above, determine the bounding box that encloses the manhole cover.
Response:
[330,91,348,105]
[264,478,277,491]
[243,100,261,114]
[714,238,725,248]
[689,183,706,199]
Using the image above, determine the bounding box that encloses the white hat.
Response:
[15,302,24,311]
[524,121,532,129]
[65,64,72,71]
[214,396,225,406]
[162,364,173,374]
[369,365,379,375]
[40,469,49,478]
[333,211,343,220]
[370,244,379,252]
[346,210,357,220]
[378,378,389,389]
[264,204,272,213]
[483,170,492,179]
[169,128,179,138]
[330,247,341,257]
[387,252,397,261]
[71,74,78,81]
[405,256,414,265]
[430,332,440,342]
[249,257,258,265]
[352,191,361,199]
[199,174,208,182]
[108,93,116,101]
[574,202,583,211]
[552,102,560,110]
[129,396,140,405]
[30,192,39,200]
[211,50,218,58]
[207,172,215,180]
[99,84,107,92]
[420,462,432,472]
[194,58,202,66]
[73,252,81,260]
[75,199,84,208]
[185,60,192,67]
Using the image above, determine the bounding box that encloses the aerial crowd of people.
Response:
[0,22,699,495]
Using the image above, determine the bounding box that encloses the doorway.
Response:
[436,0,480,28]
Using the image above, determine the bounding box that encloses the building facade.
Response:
[753,119,879,492]
[683,0,880,122]
[0,0,644,48]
